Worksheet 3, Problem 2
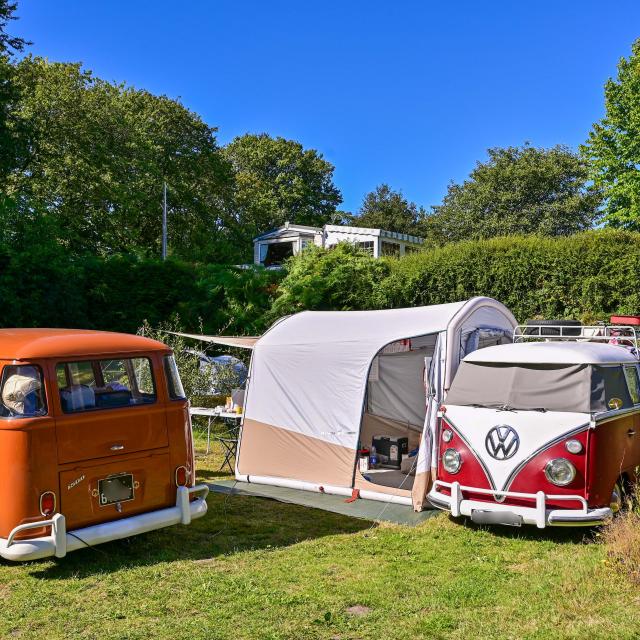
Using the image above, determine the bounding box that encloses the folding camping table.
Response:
[189,407,243,470]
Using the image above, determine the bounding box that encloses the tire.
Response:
[611,480,624,514]
[524,319,582,337]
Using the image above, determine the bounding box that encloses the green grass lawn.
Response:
[1,429,639,640]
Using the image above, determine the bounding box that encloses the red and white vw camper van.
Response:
[0,329,208,561]
[429,321,640,528]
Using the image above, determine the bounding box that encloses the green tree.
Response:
[583,39,640,229]
[0,0,28,54]
[345,183,427,236]
[0,0,29,183]
[223,133,342,260]
[6,57,234,260]
[427,144,600,244]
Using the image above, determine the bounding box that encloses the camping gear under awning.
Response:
[165,331,259,349]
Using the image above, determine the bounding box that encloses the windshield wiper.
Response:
[530,407,548,412]
[497,404,516,412]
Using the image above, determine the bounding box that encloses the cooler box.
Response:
[372,435,408,469]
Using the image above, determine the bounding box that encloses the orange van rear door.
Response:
[56,402,169,464]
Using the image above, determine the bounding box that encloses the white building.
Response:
[253,222,424,267]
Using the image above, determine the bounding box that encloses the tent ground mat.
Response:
[208,479,439,526]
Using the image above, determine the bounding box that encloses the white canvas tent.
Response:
[232,297,517,511]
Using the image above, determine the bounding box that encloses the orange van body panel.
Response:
[0,329,195,540]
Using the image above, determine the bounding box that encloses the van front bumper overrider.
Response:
[0,484,209,562]
[428,480,612,528]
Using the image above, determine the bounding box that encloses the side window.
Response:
[100,359,130,390]
[624,365,640,405]
[164,355,186,400]
[132,358,155,395]
[67,361,97,387]
[57,358,156,413]
[0,365,47,418]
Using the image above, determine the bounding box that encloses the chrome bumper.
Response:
[429,480,611,528]
[0,484,209,562]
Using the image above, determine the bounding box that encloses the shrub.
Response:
[274,230,640,321]
[384,230,640,320]
[602,483,640,584]
[0,248,281,336]
[270,243,390,317]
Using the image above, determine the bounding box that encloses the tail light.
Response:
[39,491,56,517]
[175,465,190,487]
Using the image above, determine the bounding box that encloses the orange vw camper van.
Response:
[0,329,209,562]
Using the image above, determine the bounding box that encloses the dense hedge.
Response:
[274,231,640,322]
[3,230,639,335]
[0,248,280,334]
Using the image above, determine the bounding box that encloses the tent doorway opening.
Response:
[355,334,437,497]
[355,327,511,498]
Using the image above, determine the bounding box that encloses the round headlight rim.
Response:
[442,428,453,443]
[442,447,462,474]
[544,457,577,487]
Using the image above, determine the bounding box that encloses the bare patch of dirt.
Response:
[346,605,372,616]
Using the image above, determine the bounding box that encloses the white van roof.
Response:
[464,341,638,365]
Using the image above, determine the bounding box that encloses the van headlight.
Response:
[544,458,576,486]
[442,448,462,474]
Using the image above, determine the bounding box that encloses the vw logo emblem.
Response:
[485,425,519,460]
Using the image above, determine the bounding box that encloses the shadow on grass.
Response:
[26,490,373,580]
[449,514,597,544]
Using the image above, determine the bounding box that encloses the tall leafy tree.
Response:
[583,39,640,229]
[427,144,601,244]
[7,57,234,260]
[0,0,28,53]
[223,133,342,258]
[345,184,427,236]
[0,0,29,184]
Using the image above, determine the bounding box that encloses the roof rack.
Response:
[513,324,640,354]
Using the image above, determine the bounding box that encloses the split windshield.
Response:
[446,361,640,413]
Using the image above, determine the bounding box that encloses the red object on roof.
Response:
[610,315,640,326]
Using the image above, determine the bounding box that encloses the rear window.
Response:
[446,361,637,414]
[0,364,47,418]
[56,358,156,413]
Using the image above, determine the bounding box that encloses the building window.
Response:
[263,241,295,266]
[404,245,421,255]
[356,241,374,255]
[381,241,400,257]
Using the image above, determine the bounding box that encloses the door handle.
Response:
[110,444,125,451]
[627,429,636,437]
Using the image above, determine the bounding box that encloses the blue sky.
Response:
[15,1,640,213]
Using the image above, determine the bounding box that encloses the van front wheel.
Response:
[610,479,626,514]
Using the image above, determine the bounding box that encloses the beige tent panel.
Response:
[237,418,355,486]
[354,470,412,498]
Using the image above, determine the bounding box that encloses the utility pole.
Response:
[162,181,167,261]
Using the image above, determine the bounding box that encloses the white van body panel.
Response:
[442,405,590,492]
